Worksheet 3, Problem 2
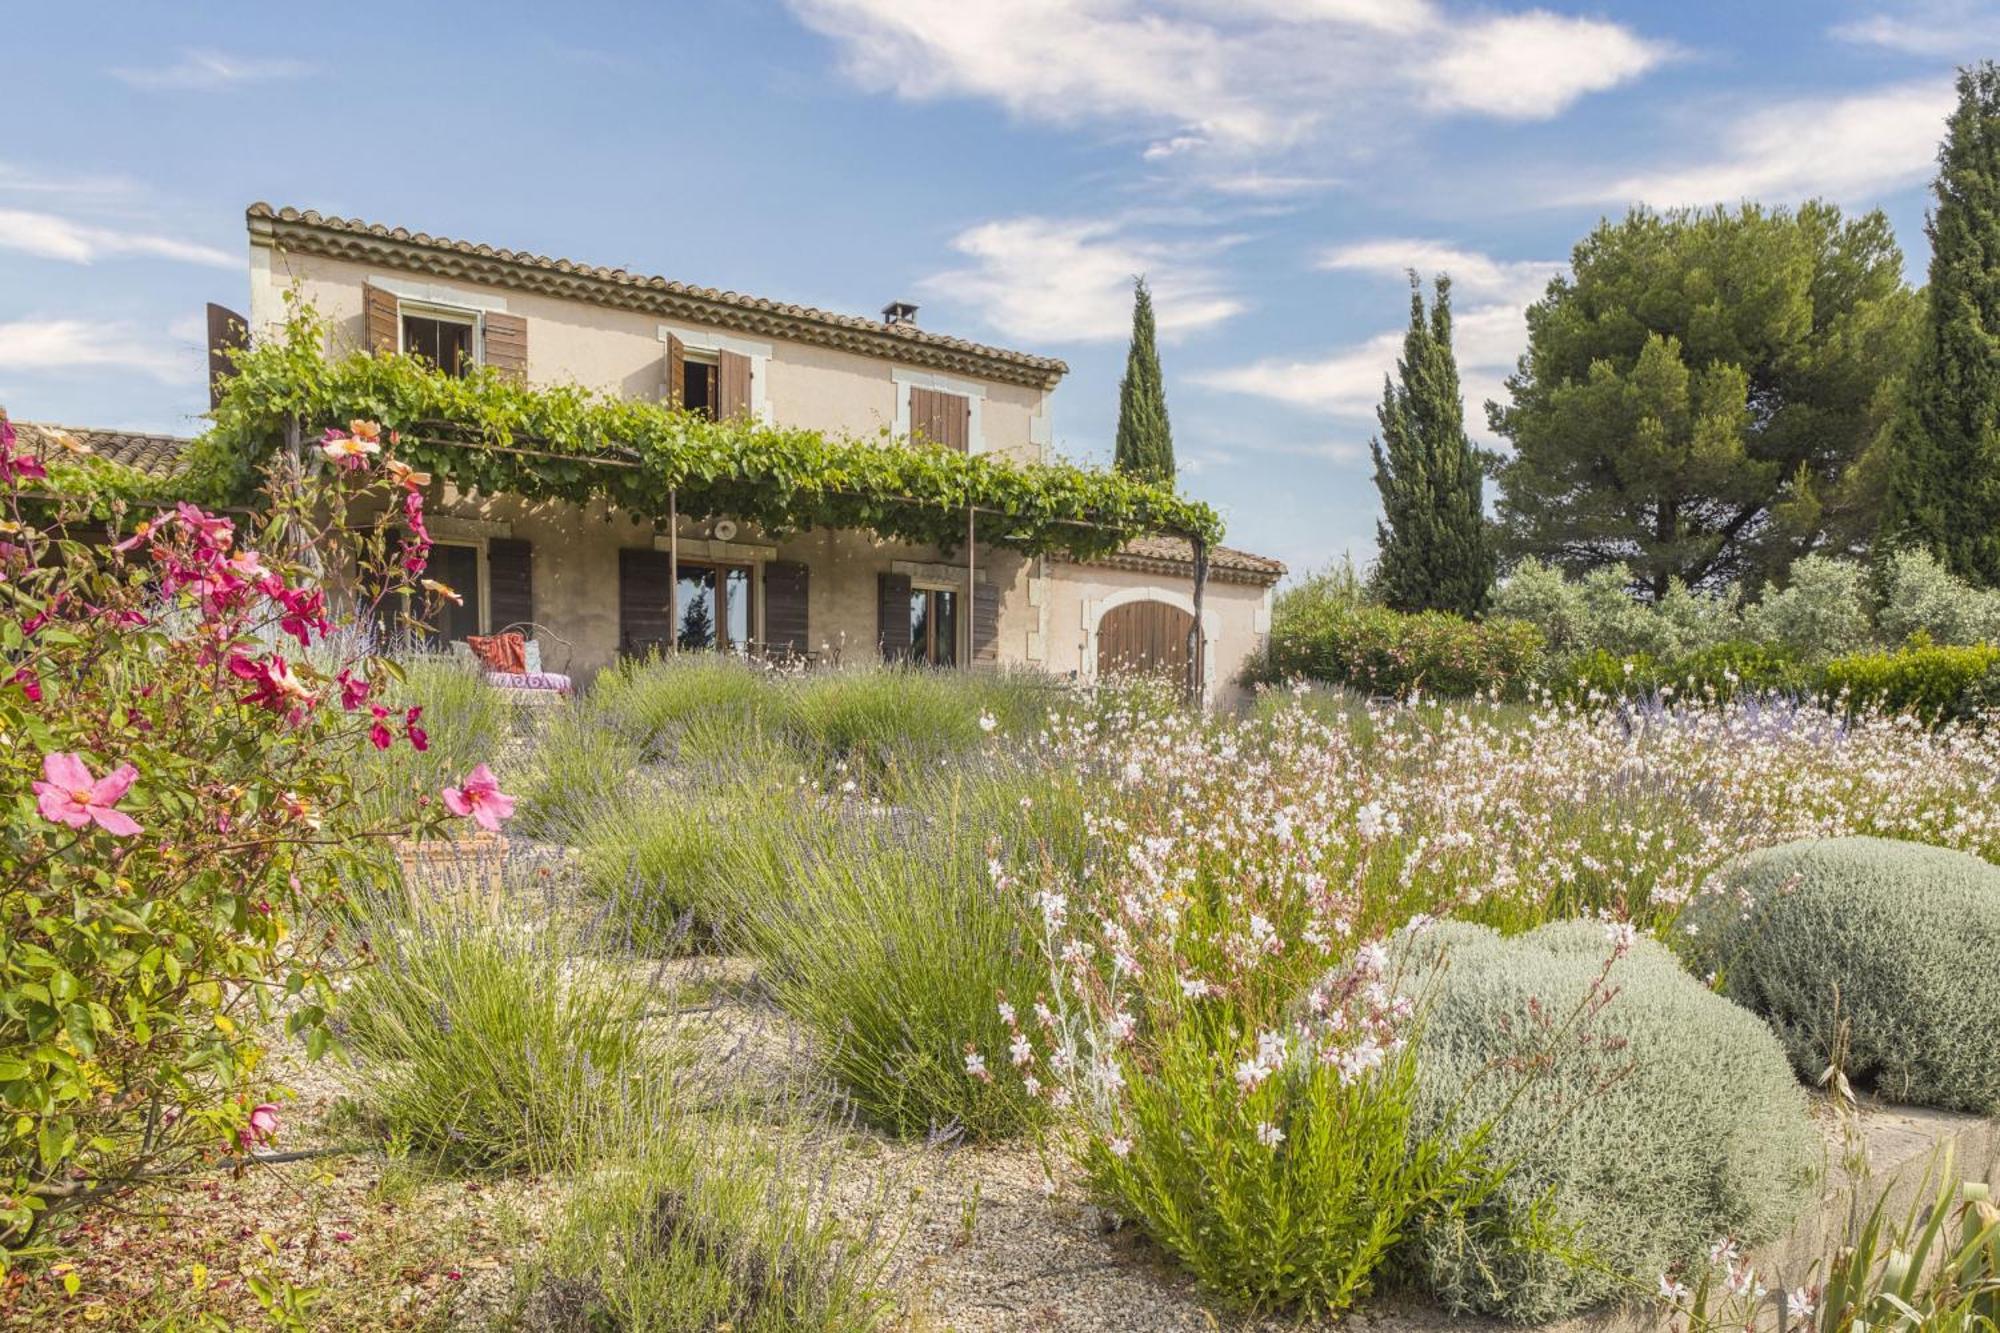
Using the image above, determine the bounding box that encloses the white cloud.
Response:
[0,207,234,268]
[1833,3,2000,57]
[1204,171,1343,199]
[786,0,1663,160]
[0,320,193,382]
[920,216,1244,344]
[110,49,310,91]
[1316,238,1564,306]
[1199,239,1554,431]
[1582,80,1953,209]
[1197,330,1402,417]
[0,210,231,268]
[1427,11,1670,120]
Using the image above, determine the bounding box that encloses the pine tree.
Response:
[1371,274,1493,616]
[1880,62,2000,585]
[1114,276,1175,485]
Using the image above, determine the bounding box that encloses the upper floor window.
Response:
[681,352,719,420]
[402,307,478,377]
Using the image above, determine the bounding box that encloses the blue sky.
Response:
[3,1,1995,576]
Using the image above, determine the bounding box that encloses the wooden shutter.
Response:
[972,582,1000,665]
[763,560,809,656]
[665,334,686,406]
[877,572,912,662]
[487,538,534,631]
[206,304,248,410]
[482,312,528,380]
[910,387,969,451]
[363,283,399,354]
[718,350,753,420]
[619,549,674,657]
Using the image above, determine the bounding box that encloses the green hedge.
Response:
[1554,640,1812,703]
[1256,598,1544,699]
[1820,642,2000,723]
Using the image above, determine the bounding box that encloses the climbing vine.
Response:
[73,299,1223,558]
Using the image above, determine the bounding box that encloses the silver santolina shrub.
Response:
[1391,919,1819,1323]
[1690,837,2000,1114]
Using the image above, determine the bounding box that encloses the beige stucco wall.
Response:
[1033,561,1275,708]
[246,246,1051,461]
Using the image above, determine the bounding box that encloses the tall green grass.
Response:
[713,758,1078,1140]
[528,1121,902,1332]
[339,906,679,1174]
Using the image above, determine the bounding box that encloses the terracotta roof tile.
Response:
[246,203,1069,390]
[1068,534,1285,586]
[13,423,192,479]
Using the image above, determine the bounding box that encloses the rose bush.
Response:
[0,409,506,1255]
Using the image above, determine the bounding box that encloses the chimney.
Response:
[882,300,919,327]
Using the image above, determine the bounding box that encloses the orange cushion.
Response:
[466,632,526,674]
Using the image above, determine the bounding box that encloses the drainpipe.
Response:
[1188,535,1208,708]
[667,487,678,655]
[966,505,976,670]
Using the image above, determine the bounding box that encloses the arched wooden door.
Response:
[1096,599,1194,680]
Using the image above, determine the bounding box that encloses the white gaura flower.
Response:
[1255,1121,1285,1148]
[964,1050,990,1082]
[1657,1273,1691,1303]
[978,710,997,734]
[1107,1135,1132,1158]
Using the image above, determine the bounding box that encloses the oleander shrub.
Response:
[1821,642,2000,723]
[1688,837,2000,1113]
[1257,584,1544,698]
[1391,919,1820,1322]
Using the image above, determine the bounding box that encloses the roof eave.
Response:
[247,204,1069,392]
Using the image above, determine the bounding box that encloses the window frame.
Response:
[909,581,962,668]
[671,557,756,652]
[398,300,483,377]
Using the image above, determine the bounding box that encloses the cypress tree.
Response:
[1880,62,2000,585]
[1371,274,1493,616]
[1114,276,1175,485]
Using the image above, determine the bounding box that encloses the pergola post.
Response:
[966,505,976,671]
[667,486,679,655]
[1187,534,1208,708]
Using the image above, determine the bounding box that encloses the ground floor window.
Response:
[674,561,754,651]
[375,541,482,648]
[910,585,958,667]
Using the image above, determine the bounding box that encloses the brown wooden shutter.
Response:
[363,283,399,354]
[910,388,969,451]
[206,303,248,410]
[877,572,912,662]
[763,560,809,656]
[665,334,686,406]
[718,350,753,419]
[487,538,534,631]
[972,581,1000,664]
[482,312,527,380]
[939,392,970,452]
[619,549,674,657]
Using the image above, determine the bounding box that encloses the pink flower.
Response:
[442,764,516,832]
[32,752,142,837]
[237,1102,279,1149]
[319,428,380,471]
[337,670,371,711]
[228,653,313,717]
[174,502,234,554]
[405,706,429,752]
